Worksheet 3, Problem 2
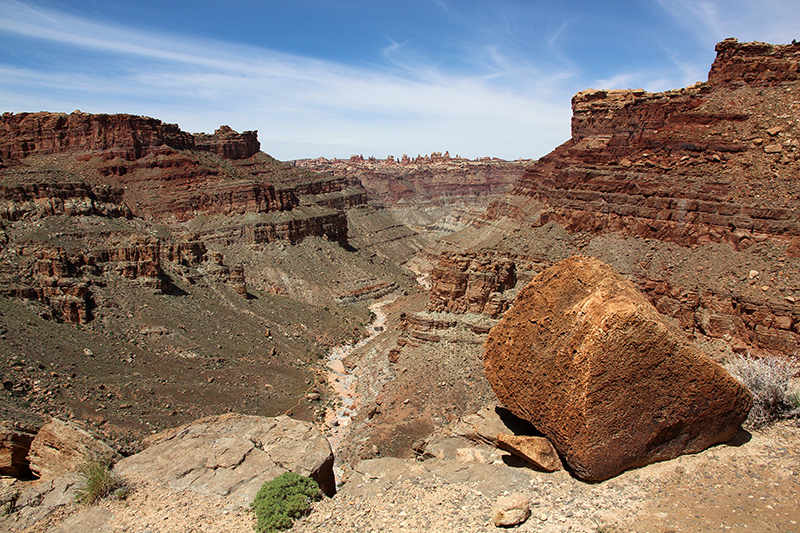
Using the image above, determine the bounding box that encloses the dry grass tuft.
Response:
[724,354,800,428]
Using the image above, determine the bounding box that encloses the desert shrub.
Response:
[251,472,322,533]
[74,456,127,505]
[724,354,800,428]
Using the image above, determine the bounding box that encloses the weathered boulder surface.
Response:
[26,419,119,480]
[484,256,752,481]
[114,413,335,506]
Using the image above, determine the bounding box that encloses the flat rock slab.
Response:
[485,256,752,481]
[0,474,80,532]
[115,413,334,507]
[450,403,537,446]
[352,456,540,498]
[497,433,562,472]
[46,506,115,533]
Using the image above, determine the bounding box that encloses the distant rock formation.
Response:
[290,152,527,232]
[427,252,516,317]
[484,256,752,482]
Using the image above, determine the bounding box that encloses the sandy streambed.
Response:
[323,298,393,450]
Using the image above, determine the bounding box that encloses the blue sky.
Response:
[1,1,799,161]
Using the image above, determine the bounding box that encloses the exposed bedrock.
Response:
[511,39,800,249]
[0,112,259,161]
[426,252,516,318]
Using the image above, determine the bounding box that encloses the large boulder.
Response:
[114,413,335,506]
[484,256,752,481]
[26,419,119,480]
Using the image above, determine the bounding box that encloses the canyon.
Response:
[0,38,799,532]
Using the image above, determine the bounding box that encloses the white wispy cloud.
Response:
[655,0,800,45]
[0,0,573,160]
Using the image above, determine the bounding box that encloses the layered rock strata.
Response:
[427,252,516,318]
[0,112,364,237]
[511,39,800,249]
[0,183,130,221]
[0,236,245,323]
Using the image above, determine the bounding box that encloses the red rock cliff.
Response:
[475,39,800,357]
[513,39,799,249]
[0,111,194,160]
[194,125,260,160]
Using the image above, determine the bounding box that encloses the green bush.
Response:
[74,456,127,505]
[251,472,322,533]
[724,354,800,428]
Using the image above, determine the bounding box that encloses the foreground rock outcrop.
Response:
[27,418,119,480]
[484,256,752,481]
[0,421,37,477]
[114,413,335,504]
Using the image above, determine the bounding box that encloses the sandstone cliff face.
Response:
[0,112,194,161]
[455,39,800,357]
[427,252,516,318]
[0,112,363,230]
[513,39,799,249]
[708,38,800,85]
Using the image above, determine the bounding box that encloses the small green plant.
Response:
[74,456,127,505]
[724,354,800,428]
[250,472,322,533]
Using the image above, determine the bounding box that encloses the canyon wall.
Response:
[292,153,526,207]
[512,39,799,249]
[0,112,194,161]
[425,39,800,356]
[0,112,370,322]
